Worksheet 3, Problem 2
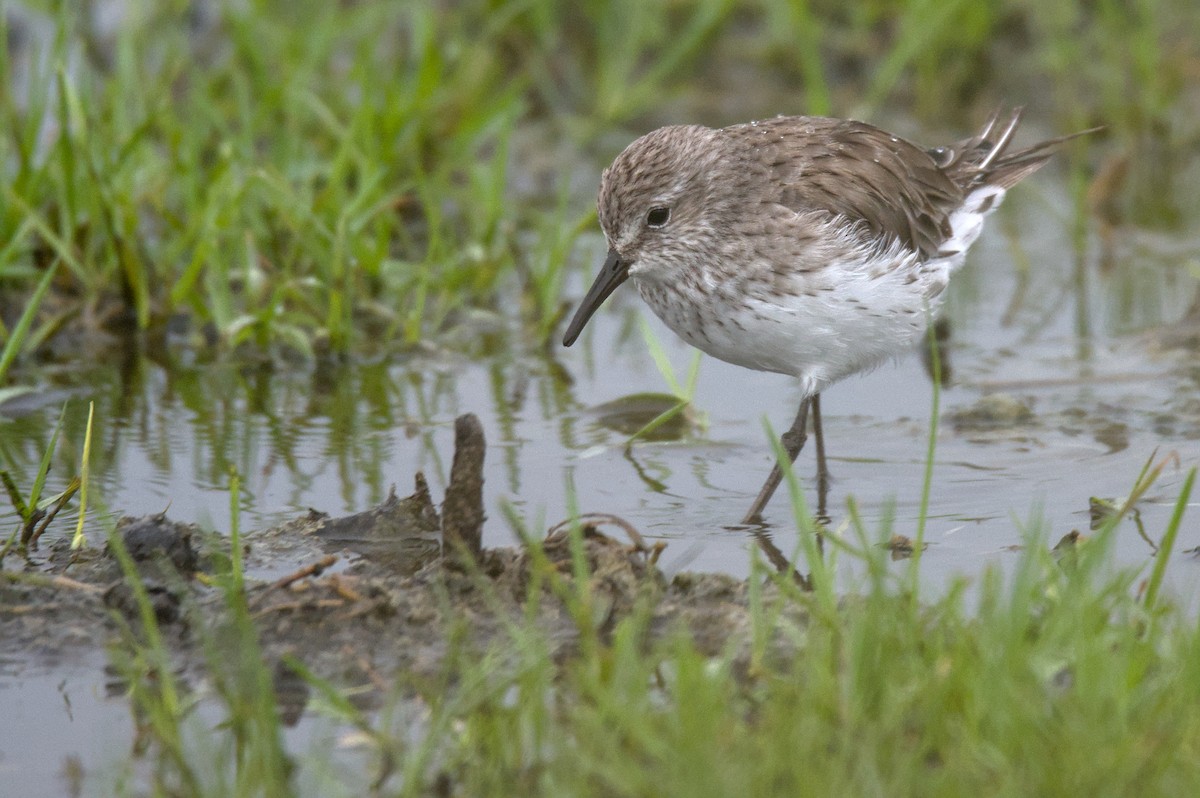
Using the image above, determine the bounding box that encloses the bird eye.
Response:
[645,207,670,228]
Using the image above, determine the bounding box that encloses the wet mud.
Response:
[1,413,806,715]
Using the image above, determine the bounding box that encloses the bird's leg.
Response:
[810,393,831,525]
[741,396,811,525]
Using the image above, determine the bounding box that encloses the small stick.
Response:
[265,554,338,593]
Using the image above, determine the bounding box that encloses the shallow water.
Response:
[0,658,133,792]
[3,172,1198,590]
[0,658,383,796]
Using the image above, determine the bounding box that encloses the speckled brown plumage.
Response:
[563,108,1097,523]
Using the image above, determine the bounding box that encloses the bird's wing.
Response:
[745,117,965,260]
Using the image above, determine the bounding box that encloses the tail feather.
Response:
[932,108,1102,191]
[922,110,1100,264]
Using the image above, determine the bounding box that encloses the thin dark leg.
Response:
[741,396,811,525]
[811,393,831,524]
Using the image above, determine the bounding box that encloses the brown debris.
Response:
[883,534,928,560]
[262,555,339,595]
[311,476,441,574]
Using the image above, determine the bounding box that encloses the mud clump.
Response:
[114,513,201,575]
[309,476,442,575]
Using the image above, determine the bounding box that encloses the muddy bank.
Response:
[1,414,806,714]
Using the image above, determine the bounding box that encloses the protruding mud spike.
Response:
[442,413,486,561]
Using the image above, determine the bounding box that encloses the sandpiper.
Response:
[563,109,1094,523]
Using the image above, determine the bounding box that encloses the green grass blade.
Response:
[0,261,59,385]
[912,312,943,577]
[1144,467,1196,611]
[639,318,685,397]
[70,400,94,549]
[25,403,68,518]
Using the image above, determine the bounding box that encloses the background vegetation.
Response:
[2,0,1196,374]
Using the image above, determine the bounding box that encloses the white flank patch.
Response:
[938,185,1007,262]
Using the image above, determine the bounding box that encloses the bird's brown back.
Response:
[718,111,1092,261]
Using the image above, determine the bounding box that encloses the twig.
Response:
[266,555,339,593]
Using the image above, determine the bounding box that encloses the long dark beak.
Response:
[562,248,629,347]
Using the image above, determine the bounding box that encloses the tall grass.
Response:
[3,2,529,357]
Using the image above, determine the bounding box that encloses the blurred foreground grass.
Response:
[101,462,1199,797]
[0,0,1196,369]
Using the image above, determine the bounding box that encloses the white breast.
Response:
[635,183,1010,394]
